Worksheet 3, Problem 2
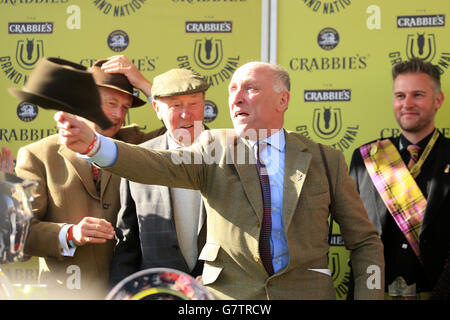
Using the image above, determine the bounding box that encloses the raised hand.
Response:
[101,55,153,97]
[0,146,14,174]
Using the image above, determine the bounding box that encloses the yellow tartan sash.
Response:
[360,139,425,260]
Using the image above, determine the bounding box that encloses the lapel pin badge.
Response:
[297,171,303,182]
[445,164,449,174]
[370,145,378,156]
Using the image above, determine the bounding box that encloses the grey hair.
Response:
[239,61,291,93]
[271,64,291,93]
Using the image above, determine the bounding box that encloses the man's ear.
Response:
[152,99,163,121]
[435,91,444,111]
[277,90,290,113]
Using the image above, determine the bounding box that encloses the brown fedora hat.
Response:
[90,59,146,108]
[8,57,113,130]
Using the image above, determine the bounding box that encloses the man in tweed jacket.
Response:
[56,62,384,300]
[15,59,163,299]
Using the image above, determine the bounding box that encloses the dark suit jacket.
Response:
[104,129,384,300]
[349,134,450,289]
[109,132,206,287]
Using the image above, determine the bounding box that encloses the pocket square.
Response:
[307,268,332,276]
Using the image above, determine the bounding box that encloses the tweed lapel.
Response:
[282,130,312,230]
[58,143,100,200]
[99,169,112,200]
[231,135,264,222]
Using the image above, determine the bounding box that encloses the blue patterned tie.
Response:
[256,142,274,276]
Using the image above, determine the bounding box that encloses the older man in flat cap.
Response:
[14,58,163,299]
[106,60,210,288]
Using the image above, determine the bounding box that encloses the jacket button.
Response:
[253,255,260,263]
[103,203,110,209]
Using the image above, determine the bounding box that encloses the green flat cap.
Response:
[151,68,209,98]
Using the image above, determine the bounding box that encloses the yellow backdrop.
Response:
[0,0,449,300]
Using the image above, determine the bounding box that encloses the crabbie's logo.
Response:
[17,102,38,122]
[388,32,450,74]
[107,30,129,52]
[185,21,232,33]
[304,89,351,102]
[312,107,342,140]
[297,108,359,152]
[203,100,218,123]
[0,127,58,143]
[296,89,359,152]
[397,14,445,28]
[78,56,156,71]
[176,38,240,87]
[317,27,339,50]
[194,38,223,70]
[16,39,43,70]
[406,33,436,61]
[289,55,368,72]
[0,38,45,85]
[8,22,53,34]
[92,0,147,17]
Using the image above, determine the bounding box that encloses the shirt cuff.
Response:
[77,132,118,167]
[59,224,76,257]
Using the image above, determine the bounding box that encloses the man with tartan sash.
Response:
[349,58,450,300]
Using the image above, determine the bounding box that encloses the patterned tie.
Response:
[407,144,420,169]
[255,142,274,276]
[91,164,100,182]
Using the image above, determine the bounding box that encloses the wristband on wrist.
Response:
[84,134,100,157]
[83,134,97,155]
[66,225,78,249]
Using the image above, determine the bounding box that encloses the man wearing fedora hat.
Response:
[14,58,163,299]
[107,65,209,287]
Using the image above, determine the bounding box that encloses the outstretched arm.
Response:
[55,111,96,154]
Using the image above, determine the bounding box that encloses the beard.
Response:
[396,113,435,135]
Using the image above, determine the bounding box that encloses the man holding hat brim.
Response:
[14,58,164,299]
[102,58,210,288]
[102,55,209,145]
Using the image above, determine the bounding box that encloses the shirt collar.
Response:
[398,130,434,152]
[247,129,286,152]
[167,134,181,150]
[167,129,204,150]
